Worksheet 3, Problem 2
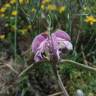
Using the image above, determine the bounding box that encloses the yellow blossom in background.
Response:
[27,25,32,29]
[19,0,24,4]
[58,6,65,13]
[88,93,94,96]
[83,7,87,11]
[19,0,29,4]
[41,4,45,10]
[83,6,89,11]
[0,14,5,17]
[11,25,17,31]
[0,35,5,40]
[19,29,28,35]
[10,0,16,4]
[11,10,18,16]
[42,0,50,4]
[47,4,56,11]
[0,7,7,13]
[85,16,96,25]
[32,8,36,12]
[4,3,11,8]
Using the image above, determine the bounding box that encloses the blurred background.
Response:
[0,0,96,96]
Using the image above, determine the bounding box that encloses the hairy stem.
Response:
[56,69,69,96]
[52,62,69,96]
[60,59,96,72]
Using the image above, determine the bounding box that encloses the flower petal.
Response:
[51,31,72,50]
[34,52,43,62]
[49,34,73,60]
[34,38,48,62]
[32,32,48,53]
[53,29,71,41]
[63,41,73,50]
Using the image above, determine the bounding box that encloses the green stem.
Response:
[60,59,96,72]
[19,59,96,77]
[14,0,18,63]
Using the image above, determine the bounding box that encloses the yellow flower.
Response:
[19,29,28,35]
[4,3,11,8]
[0,7,6,13]
[0,35,5,40]
[19,0,29,4]
[58,6,65,13]
[0,14,5,17]
[11,25,17,31]
[19,0,24,4]
[85,16,96,25]
[41,4,45,10]
[10,0,16,4]
[32,8,36,12]
[27,25,32,29]
[11,10,18,16]
[47,4,56,11]
[42,0,50,4]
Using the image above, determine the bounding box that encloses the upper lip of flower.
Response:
[32,29,73,62]
[53,29,71,41]
[32,33,48,53]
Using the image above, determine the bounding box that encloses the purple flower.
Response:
[32,29,73,62]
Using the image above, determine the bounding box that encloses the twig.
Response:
[6,64,19,74]
[52,60,69,96]
[48,91,63,96]
[0,64,18,74]
[19,63,34,77]
[19,59,96,77]
[0,65,7,69]
[56,70,69,96]
[60,59,96,72]
[21,47,31,56]
[18,60,48,77]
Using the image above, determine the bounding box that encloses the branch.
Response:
[48,91,63,96]
[18,60,47,77]
[60,59,96,72]
[52,60,69,96]
[19,63,34,77]
[56,70,69,96]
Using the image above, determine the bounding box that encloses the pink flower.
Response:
[32,30,73,62]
